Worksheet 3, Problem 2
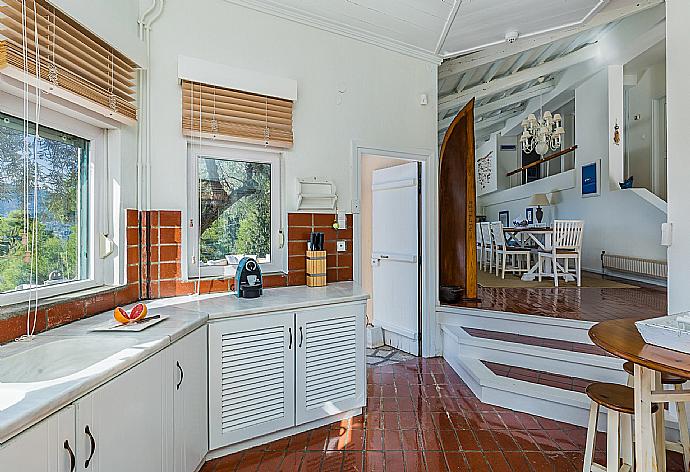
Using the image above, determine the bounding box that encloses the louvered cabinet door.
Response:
[208,312,295,450]
[295,303,366,425]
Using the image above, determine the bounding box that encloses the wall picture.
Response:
[498,211,510,227]
[526,207,534,225]
[582,160,600,197]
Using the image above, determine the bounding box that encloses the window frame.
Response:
[186,143,284,278]
[0,92,105,306]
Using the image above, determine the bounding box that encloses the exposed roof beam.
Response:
[438,43,598,114]
[475,109,523,131]
[439,108,522,136]
[455,71,474,94]
[481,60,503,83]
[435,0,462,54]
[438,0,663,80]
[506,51,532,75]
[474,81,555,117]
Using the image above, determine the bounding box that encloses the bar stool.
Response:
[584,382,659,472]
[623,361,690,472]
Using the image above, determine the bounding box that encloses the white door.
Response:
[173,326,208,472]
[207,312,295,450]
[75,352,169,472]
[371,162,420,355]
[0,406,75,472]
[295,303,366,425]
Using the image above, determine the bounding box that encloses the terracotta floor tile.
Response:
[199,357,686,472]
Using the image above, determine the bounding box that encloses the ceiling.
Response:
[225,0,657,61]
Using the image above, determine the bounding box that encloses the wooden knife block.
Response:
[306,250,327,287]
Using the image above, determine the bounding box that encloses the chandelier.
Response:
[520,111,565,156]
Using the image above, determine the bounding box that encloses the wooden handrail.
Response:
[506,145,578,177]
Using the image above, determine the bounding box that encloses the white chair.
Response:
[476,223,484,268]
[479,222,494,272]
[490,222,531,279]
[538,220,584,287]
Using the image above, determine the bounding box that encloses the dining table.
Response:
[502,227,576,282]
[589,318,690,472]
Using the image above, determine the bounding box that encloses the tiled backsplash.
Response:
[0,209,353,344]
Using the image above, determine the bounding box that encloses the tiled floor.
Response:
[462,328,610,357]
[455,282,667,322]
[200,357,686,471]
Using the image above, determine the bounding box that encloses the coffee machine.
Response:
[235,257,263,298]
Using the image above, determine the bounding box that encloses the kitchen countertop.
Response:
[0,282,367,444]
[148,281,369,321]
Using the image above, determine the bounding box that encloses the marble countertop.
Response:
[147,281,369,321]
[0,282,367,444]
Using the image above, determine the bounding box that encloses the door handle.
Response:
[288,327,292,349]
[63,440,76,472]
[84,425,96,468]
[380,255,389,259]
[176,361,184,390]
[299,326,304,348]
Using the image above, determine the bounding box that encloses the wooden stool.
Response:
[584,382,659,472]
[623,361,690,472]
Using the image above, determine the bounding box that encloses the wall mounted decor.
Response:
[498,211,510,227]
[526,208,534,225]
[582,160,601,197]
[613,122,621,146]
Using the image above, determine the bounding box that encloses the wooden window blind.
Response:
[182,80,294,148]
[0,0,138,123]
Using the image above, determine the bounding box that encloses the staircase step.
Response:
[464,327,611,357]
[482,361,595,393]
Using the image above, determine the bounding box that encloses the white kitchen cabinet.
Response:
[295,304,365,425]
[0,406,76,472]
[173,327,208,472]
[208,312,295,450]
[75,351,170,472]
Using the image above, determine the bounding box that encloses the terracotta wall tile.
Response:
[0,311,47,344]
[46,300,87,329]
[126,209,139,227]
[159,210,182,227]
[287,213,313,226]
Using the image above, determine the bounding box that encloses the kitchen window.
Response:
[187,145,284,277]
[0,111,96,303]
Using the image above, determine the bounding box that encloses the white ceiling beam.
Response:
[439,108,522,135]
[438,0,663,80]
[475,109,523,131]
[439,43,598,114]
[435,0,462,54]
[506,51,532,75]
[481,60,503,84]
[455,71,474,94]
[474,81,555,117]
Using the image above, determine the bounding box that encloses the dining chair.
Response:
[480,222,494,272]
[476,223,484,268]
[490,222,531,279]
[538,220,584,287]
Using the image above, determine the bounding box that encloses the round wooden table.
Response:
[590,318,690,472]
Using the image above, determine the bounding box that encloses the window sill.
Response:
[0,285,124,320]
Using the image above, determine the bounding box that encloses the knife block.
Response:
[306,250,327,287]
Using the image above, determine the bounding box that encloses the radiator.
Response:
[601,252,667,279]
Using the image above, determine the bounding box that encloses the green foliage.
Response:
[199,159,271,262]
[0,114,83,294]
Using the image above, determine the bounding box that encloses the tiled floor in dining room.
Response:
[201,354,687,471]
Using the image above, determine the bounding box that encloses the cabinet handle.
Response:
[63,440,76,472]
[288,327,292,349]
[299,326,304,348]
[176,361,184,390]
[84,425,96,469]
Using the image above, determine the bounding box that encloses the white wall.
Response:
[478,70,667,272]
[146,0,438,217]
[666,0,690,312]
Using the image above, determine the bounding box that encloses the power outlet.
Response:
[337,240,347,252]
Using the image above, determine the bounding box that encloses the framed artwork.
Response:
[526,207,534,225]
[498,211,510,227]
[582,160,600,197]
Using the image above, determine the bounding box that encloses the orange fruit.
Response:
[114,307,130,324]
[129,303,147,322]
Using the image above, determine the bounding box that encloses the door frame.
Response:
[351,142,438,357]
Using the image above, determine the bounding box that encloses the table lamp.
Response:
[530,193,550,224]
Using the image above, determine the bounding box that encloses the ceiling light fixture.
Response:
[520,96,565,156]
